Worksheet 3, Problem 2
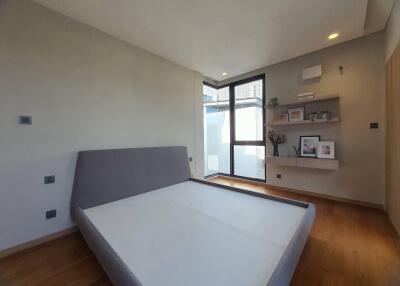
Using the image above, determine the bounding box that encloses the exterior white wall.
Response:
[0,0,203,251]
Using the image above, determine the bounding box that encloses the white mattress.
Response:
[84,181,307,286]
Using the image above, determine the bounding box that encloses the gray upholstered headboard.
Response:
[70,146,191,220]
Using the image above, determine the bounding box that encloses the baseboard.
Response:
[266,183,384,210]
[0,227,78,259]
[387,215,400,239]
[212,175,384,210]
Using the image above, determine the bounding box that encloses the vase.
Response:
[273,145,279,157]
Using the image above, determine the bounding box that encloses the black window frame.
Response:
[203,74,266,182]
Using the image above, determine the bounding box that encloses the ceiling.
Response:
[33,0,394,81]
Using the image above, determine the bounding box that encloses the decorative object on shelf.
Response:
[267,130,286,157]
[273,113,289,124]
[308,112,318,122]
[288,107,305,122]
[319,111,332,121]
[299,135,320,158]
[268,97,279,107]
[292,145,300,157]
[317,141,335,159]
[297,91,315,101]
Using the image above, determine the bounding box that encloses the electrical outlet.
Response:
[370,122,379,129]
[46,210,56,219]
[44,175,55,184]
[276,174,282,179]
[19,115,32,125]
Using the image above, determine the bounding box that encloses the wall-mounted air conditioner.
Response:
[302,65,322,80]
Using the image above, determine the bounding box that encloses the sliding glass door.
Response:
[203,74,265,181]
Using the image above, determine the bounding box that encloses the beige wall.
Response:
[386,0,400,62]
[0,0,204,251]
[385,38,400,235]
[219,33,386,205]
[385,0,400,236]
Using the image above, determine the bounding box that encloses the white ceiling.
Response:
[33,0,394,81]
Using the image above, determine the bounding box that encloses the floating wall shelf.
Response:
[266,156,339,170]
[269,94,341,128]
[269,95,339,108]
[270,117,340,126]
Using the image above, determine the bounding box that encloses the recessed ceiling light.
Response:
[328,33,339,40]
[222,72,227,76]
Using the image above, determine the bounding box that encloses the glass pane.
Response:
[234,79,263,141]
[234,145,265,180]
[203,85,230,176]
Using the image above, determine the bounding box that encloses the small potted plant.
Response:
[267,130,286,157]
[267,97,279,107]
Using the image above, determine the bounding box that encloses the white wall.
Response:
[0,0,203,251]
[385,0,400,61]
[219,32,386,205]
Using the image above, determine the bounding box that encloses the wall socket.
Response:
[19,115,32,125]
[44,175,55,184]
[46,210,56,219]
[276,174,282,179]
[370,122,379,129]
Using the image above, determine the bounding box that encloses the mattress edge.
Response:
[75,207,143,286]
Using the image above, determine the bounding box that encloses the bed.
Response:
[71,146,315,286]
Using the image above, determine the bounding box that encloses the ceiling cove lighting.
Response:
[328,33,339,40]
[222,72,227,76]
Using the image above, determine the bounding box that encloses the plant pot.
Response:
[273,145,279,157]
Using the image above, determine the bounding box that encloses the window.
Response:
[234,79,264,141]
[203,74,266,181]
[203,84,230,176]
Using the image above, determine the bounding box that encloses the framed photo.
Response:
[288,107,305,122]
[317,141,335,159]
[299,136,320,157]
[273,113,288,123]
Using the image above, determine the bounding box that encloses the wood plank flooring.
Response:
[0,176,399,286]
[209,177,400,286]
[0,231,111,286]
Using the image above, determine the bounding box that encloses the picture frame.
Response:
[288,107,305,122]
[299,135,320,158]
[317,141,335,159]
[273,113,289,123]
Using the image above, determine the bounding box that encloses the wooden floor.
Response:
[1,176,399,286]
